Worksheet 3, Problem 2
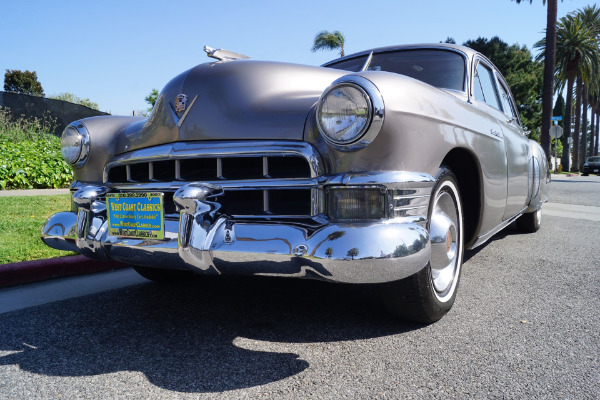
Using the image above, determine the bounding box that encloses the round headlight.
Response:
[317,84,371,144]
[316,76,384,151]
[61,122,90,168]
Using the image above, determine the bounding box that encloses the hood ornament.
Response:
[204,45,249,61]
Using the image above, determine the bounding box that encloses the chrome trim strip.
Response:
[322,171,435,188]
[361,51,373,71]
[468,206,528,250]
[102,178,320,191]
[216,158,223,179]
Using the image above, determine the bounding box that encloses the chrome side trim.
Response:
[468,206,527,250]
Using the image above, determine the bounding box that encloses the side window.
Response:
[498,81,518,121]
[473,62,501,110]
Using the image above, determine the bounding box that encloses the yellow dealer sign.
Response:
[106,192,164,239]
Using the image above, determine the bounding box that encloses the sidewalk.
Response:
[0,255,126,289]
[0,188,70,197]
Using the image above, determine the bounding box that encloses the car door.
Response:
[472,59,528,221]
[494,74,530,219]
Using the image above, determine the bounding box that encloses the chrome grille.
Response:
[107,155,312,184]
[105,153,316,218]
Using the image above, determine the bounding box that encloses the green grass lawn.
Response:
[0,194,76,264]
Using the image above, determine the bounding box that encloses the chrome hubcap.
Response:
[429,189,460,297]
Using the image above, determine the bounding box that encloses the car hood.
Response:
[115,60,346,154]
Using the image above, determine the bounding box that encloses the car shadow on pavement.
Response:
[0,275,420,393]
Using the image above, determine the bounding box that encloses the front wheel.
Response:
[382,167,464,324]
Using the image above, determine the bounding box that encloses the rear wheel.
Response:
[133,266,194,283]
[516,208,542,233]
[382,168,464,324]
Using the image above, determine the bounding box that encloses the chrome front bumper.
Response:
[42,177,434,284]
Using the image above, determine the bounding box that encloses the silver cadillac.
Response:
[42,44,550,323]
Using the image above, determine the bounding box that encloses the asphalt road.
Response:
[0,176,598,399]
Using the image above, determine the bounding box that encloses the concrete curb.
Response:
[0,255,127,289]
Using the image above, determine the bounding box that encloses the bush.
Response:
[0,106,73,189]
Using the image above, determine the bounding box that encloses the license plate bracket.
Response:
[106,192,164,239]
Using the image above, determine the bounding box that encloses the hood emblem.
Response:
[169,94,198,128]
[175,94,188,112]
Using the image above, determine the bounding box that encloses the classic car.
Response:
[42,43,550,323]
[582,156,600,175]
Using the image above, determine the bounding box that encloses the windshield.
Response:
[325,49,466,91]
[588,156,600,162]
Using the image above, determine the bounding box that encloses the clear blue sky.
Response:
[0,0,594,116]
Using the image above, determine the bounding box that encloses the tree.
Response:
[536,12,599,171]
[311,30,345,57]
[464,36,543,139]
[4,69,44,96]
[145,88,159,113]
[325,247,333,258]
[513,0,560,165]
[49,92,99,110]
[579,5,600,157]
[346,248,359,260]
[579,83,589,169]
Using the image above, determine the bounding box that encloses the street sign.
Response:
[550,125,563,139]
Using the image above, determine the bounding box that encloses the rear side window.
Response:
[473,62,501,110]
[498,82,517,121]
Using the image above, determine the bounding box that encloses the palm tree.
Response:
[514,0,559,164]
[579,82,588,170]
[311,30,345,57]
[536,13,599,171]
[579,5,600,158]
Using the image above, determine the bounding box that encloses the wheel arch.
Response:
[440,148,482,249]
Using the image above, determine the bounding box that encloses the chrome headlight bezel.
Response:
[61,121,90,168]
[316,75,384,152]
